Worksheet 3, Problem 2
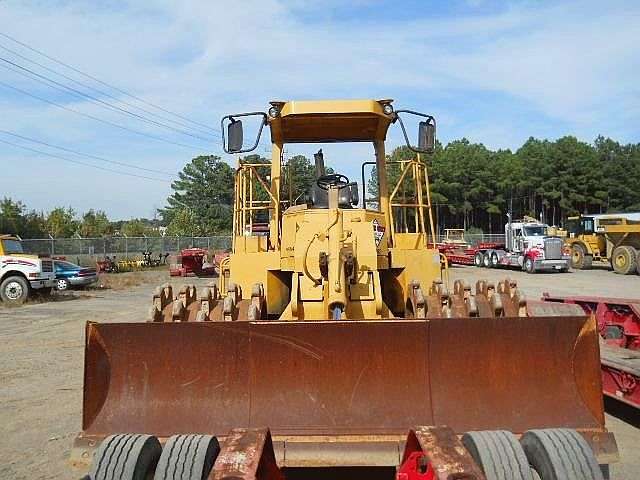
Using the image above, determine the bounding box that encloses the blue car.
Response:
[54,260,98,290]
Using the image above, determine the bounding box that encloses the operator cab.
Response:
[305,149,359,209]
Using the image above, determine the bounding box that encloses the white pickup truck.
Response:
[0,234,56,305]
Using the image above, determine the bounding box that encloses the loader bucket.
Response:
[81,315,604,463]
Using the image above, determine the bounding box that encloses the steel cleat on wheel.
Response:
[475,279,497,317]
[248,282,266,321]
[451,280,477,317]
[149,284,173,322]
[195,285,220,321]
[408,280,427,318]
[223,283,239,321]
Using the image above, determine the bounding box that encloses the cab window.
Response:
[582,218,595,234]
[1,239,24,254]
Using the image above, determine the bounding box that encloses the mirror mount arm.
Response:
[394,110,436,154]
[221,112,268,154]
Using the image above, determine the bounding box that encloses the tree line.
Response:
[0,198,161,238]
[4,135,639,238]
[375,135,640,233]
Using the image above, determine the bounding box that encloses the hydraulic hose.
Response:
[302,234,322,286]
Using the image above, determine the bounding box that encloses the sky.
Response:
[1,0,639,219]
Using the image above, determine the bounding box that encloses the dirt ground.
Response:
[0,267,639,479]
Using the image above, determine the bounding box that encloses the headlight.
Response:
[268,106,280,118]
[383,104,393,115]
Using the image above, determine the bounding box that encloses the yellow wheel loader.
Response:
[74,100,617,480]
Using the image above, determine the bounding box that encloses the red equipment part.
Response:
[542,293,640,409]
[169,248,219,277]
[209,427,483,480]
[396,452,434,480]
[542,294,640,350]
[439,242,504,266]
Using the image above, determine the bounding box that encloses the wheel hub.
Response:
[5,281,23,300]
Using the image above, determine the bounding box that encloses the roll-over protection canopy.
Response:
[269,99,394,144]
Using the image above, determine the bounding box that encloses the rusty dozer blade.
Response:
[81,312,605,464]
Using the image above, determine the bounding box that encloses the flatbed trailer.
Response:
[542,294,640,409]
[441,242,504,266]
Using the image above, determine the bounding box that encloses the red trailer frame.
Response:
[541,293,640,409]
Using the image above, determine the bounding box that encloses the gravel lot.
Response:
[0,267,638,479]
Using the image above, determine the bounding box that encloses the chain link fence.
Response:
[22,233,506,264]
[21,236,232,262]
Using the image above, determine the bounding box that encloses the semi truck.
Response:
[474,216,570,273]
[0,234,56,304]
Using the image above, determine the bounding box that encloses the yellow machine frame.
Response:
[227,99,443,320]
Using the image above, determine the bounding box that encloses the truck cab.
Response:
[503,219,568,272]
[475,218,569,273]
[0,234,56,304]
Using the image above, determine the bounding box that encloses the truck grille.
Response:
[41,260,53,272]
[544,238,563,260]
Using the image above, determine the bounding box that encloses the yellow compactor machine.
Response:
[75,100,617,480]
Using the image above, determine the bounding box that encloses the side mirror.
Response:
[418,121,435,152]
[221,112,268,154]
[227,119,243,153]
[394,110,436,154]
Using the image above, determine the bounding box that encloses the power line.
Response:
[0,31,222,136]
[0,56,217,143]
[0,42,221,140]
[0,129,176,176]
[0,79,212,152]
[0,138,172,183]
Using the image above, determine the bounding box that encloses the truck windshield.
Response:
[523,226,546,236]
[1,239,24,254]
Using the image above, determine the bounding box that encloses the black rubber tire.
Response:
[520,429,603,480]
[583,255,593,270]
[611,246,637,275]
[89,433,161,480]
[491,252,500,268]
[38,287,53,296]
[475,251,484,267]
[0,275,30,305]
[462,430,533,480]
[154,434,220,480]
[483,252,492,268]
[570,244,589,269]
[524,257,535,274]
[56,278,69,291]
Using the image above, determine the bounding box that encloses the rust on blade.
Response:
[210,428,283,480]
[82,314,604,465]
[428,315,603,432]
[403,426,485,480]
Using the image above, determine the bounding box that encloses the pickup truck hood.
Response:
[7,253,40,260]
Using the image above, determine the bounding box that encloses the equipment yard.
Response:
[0,268,637,480]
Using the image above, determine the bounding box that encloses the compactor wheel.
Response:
[154,434,220,480]
[520,429,603,480]
[88,434,161,480]
[611,246,637,275]
[462,430,533,480]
